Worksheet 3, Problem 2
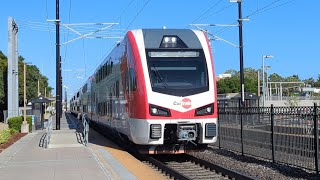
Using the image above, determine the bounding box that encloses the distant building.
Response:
[216,73,232,81]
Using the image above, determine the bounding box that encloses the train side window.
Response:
[104,102,107,115]
[111,61,113,73]
[105,64,108,78]
[129,68,137,91]
[125,71,129,92]
[116,80,119,98]
[109,93,112,117]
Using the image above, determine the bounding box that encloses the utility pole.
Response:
[237,0,245,107]
[257,71,260,97]
[38,79,40,96]
[64,86,67,111]
[21,63,29,133]
[56,0,61,130]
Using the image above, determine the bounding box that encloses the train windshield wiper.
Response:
[152,66,168,88]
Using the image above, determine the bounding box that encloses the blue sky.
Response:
[1,0,319,98]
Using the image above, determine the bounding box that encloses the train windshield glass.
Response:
[146,50,209,96]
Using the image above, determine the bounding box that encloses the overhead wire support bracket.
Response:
[190,23,239,27]
[61,22,119,45]
[191,24,239,48]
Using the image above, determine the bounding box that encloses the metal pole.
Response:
[262,56,265,106]
[271,104,275,163]
[38,79,40,96]
[257,71,260,97]
[60,56,62,118]
[24,63,26,122]
[237,0,245,156]
[55,0,61,130]
[266,68,269,100]
[238,0,245,107]
[313,103,319,174]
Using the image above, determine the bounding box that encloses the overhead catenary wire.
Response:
[85,0,152,79]
[197,3,236,22]
[122,0,151,35]
[189,0,224,26]
[213,0,296,36]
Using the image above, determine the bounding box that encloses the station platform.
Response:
[0,112,165,180]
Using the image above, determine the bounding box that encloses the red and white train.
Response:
[70,29,218,154]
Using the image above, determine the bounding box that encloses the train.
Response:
[70,29,218,154]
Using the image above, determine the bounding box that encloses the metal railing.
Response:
[45,115,53,148]
[217,103,320,174]
[82,114,89,146]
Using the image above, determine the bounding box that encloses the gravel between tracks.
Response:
[189,146,320,180]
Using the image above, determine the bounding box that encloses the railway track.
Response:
[88,120,254,180]
[140,154,254,180]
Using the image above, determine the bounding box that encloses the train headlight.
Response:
[160,36,187,48]
[164,37,170,43]
[206,107,212,113]
[195,103,214,116]
[171,37,177,43]
[149,104,171,117]
[151,108,158,115]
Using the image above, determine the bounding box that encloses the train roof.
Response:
[139,29,203,49]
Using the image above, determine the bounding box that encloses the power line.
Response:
[122,0,151,35]
[248,0,297,18]
[198,3,236,22]
[244,0,281,18]
[63,0,72,64]
[45,0,55,79]
[114,0,135,23]
[213,0,296,35]
[87,0,152,75]
[190,0,224,25]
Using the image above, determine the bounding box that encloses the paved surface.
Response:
[0,112,137,180]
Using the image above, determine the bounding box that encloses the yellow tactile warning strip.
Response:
[104,146,167,180]
[88,129,167,180]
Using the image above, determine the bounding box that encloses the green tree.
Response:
[315,74,320,87]
[303,77,315,87]
[0,50,53,109]
[0,51,8,108]
[217,68,259,94]
[269,73,284,82]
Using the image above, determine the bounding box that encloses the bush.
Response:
[0,129,17,144]
[7,116,32,132]
[0,129,11,144]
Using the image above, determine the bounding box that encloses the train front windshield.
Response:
[146,50,209,97]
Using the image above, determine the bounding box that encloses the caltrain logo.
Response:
[173,98,192,109]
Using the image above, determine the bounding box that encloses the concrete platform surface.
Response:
[0,112,138,180]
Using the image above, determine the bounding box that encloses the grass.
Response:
[0,129,18,144]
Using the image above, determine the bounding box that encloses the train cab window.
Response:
[146,50,209,96]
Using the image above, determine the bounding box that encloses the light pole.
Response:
[21,62,30,133]
[265,66,271,100]
[262,55,273,106]
[56,0,61,130]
